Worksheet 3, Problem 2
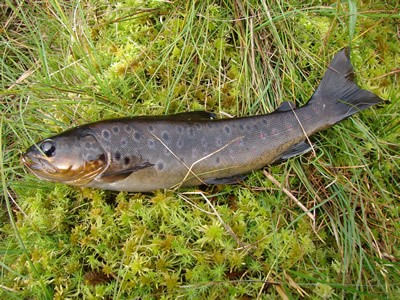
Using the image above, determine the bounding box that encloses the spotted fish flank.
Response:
[102,130,110,140]
[22,49,384,192]
[124,124,132,133]
[156,160,165,171]
[148,138,155,149]
[120,137,128,147]
[162,132,169,142]
[224,126,231,135]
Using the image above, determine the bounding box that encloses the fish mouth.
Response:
[21,153,57,174]
[21,151,99,185]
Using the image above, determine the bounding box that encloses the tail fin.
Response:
[308,48,384,125]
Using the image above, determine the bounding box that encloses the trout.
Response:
[22,49,383,192]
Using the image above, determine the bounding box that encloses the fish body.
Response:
[22,49,384,192]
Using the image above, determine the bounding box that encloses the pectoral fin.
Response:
[272,141,314,163]
[100,162,155,183]
[204,174,246,185]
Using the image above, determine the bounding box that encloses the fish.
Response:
[22,48,384,192]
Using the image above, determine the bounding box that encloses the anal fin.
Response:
[204,174,246,185]
[272,141,314,163]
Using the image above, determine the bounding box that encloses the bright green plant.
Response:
[1,0,399,298]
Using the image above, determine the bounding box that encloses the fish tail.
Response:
[308,48,384,124]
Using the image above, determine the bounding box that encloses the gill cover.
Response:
[23,131,107,186]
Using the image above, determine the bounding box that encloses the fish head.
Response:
[22,130,108,186]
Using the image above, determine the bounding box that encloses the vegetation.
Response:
[1,0,399,298]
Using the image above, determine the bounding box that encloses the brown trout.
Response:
[22,49,383,192]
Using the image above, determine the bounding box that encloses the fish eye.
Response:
[40,141,56,157]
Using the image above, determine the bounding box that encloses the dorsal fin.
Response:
[87,111,217,126]
[170,111,217,120]
[276,101,296,112]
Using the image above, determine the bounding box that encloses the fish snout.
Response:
[21,151,57,173]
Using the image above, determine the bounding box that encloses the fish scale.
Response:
[22,49,384,192]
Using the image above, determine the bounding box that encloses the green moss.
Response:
[1,0,399,298]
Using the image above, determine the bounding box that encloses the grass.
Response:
[1,0,399,298]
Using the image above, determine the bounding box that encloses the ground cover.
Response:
[1,0,399,298]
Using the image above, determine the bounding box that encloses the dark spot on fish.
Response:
[113,126,119,134]
[125,125,132,132]
[121,138,128,147]
[134,132,142,140]
[312,103,320,113]
[253,124,258,130]
[176,126,183,133]
[188,127,194,137]
[162,132,169,141]
[216,157,220,164]
[102,130,110,140]
[148,125,154,131]
[177,139,183,148]
[262,120,267,124]
[157,161,164,171]
[195,123,201,129]
[239,124,244,130]
[224,126,231,135]
[84,142,91,149]
[115,151,121,161]
[232,124,236,128]
[246,125,251,130]
[148,138,155,149]
[124,157,130,165]
[207,123,212,128]
[180,157,185,163]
